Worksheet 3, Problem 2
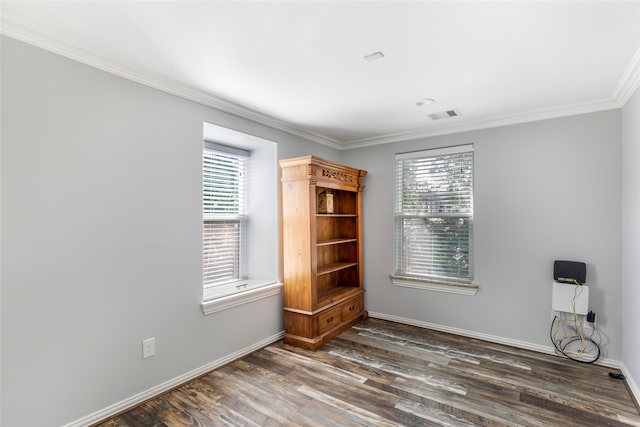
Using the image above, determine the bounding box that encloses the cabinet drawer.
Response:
[341,297,363,321]
[317,306,342,335]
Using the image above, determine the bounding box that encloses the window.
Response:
[392,144,476,294]
[200,123,282,315]
[203,142,248,287]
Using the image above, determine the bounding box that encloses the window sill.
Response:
[390,275,479,296]
[201,281,283,315]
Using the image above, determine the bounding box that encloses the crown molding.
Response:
[614,46,640,107]
[340,97,622,149]
[2,14,637,151]
[341,47,640,149]
[0,16,343,150]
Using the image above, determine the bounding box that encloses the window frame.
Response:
[390,144,478,295]
[203,142,249,289]
[200,123,283,315]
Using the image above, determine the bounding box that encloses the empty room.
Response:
[2,2,640,426]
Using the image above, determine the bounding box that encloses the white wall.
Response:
[342,110,622,360]
[0,36,338,426]
[622,86,640,395]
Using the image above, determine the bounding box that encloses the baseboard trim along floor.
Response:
[63,331,285,427]
[68,312,639,425]
[368,311,639,406]
[100,317,640,426]
[367,311,621,367]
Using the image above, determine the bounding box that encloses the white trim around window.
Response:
[393,144,477,294]
[200,122,280,314]
[390,274,478,296]
[201,281,283,315]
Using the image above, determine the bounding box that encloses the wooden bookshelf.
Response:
[280,156,367,350]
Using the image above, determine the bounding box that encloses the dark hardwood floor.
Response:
[98,319,640,426]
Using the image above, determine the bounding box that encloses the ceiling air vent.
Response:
[429,109,461,120]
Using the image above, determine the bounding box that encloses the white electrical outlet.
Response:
[142,337,155,359]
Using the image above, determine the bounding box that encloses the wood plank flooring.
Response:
[98,319,640,426]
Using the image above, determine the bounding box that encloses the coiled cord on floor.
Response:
[550,313,601,364]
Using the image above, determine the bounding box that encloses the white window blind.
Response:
[394,144,473,283]
[203,143,249,287]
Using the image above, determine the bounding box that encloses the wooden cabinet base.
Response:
[283,312,367,351]
[284,292,366,351]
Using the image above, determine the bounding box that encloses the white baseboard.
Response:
[64,330,285,427]
[367,311,622,368]
[65,314,640,426]
[621,365,640,408]
[368,312,640,405]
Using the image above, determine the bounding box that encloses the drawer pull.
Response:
[326,316,334,323]
[349,305,356,312]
